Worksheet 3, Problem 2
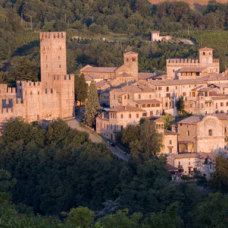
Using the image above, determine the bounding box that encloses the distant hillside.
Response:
[149,0,227,7]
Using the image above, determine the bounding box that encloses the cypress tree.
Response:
[84,80,101,127]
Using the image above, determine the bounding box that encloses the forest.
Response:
[0,0,228,86]
[0,118,227,227]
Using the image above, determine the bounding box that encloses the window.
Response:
[188,130,190,136]
[129,114,131,118]
[209,129,213,136]
[169,147,172,153]
[121,114,123,119]
[169,140,172,145]
[136,114,139,118]
[143,113,147,117]
[138,94,141,99]
[132,57,136,62]
[166,87,169,92]
[221,102,224,107]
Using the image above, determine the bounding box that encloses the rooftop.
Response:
[81,65,117,73]
[179,66,207,73]
[107,106,143,112]
[178,115,203,124]
[134,99,161,104]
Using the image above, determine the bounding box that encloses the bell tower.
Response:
[199,47,213,65]
[40,32,67,86]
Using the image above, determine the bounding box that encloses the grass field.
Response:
[189,30,228,70]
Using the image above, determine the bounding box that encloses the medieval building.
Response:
[0,32,75,127]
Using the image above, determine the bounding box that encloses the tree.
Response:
[130,119,162,164]
[162,113,174,129]
[211,154,228,192]
[176,96,185,114]
[66,207,95,228]
[75,74,88,105]
[121,125,139,150]
[191,193,228,227]
[84,80,101,127]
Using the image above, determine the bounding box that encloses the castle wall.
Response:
[0,32,75,128]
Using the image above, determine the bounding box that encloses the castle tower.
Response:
[123,51,138,79]
[40,32,67,86]
[199,47,213,65]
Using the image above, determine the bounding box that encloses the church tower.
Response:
[199,47,213,65]
[40,32,67,86]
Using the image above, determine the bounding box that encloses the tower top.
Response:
[40,32,66,40]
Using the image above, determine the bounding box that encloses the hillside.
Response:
[149,0,228,6]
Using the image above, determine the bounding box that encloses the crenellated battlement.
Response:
[53,74,74,81]
[18,81,42,88]
[40,32,65,40]
[0,84,16,95]
[167,59,199,65]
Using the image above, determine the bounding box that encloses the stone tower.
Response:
[199,47,213,65]
[121,51,138,80]
[40,32,67,86]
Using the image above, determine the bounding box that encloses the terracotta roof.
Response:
[211,96,228,100]
[199,47,214,51]
[169,152,215,160]
[85,74,103,81]
[164,129,177,135]
[96,80,110,88]
[179,67,207,73]
[134,99,161,104]
[151,31,160,33]
[112,82,154,93]
[107,106,143,112]
[210,83,228,88]
[81,66,117,73]
[124,51,138,55]
[138,72,156,80]
[166,164,178,171]
[212,113,228,120]
[178,115,203,124]
[154,117,165,123]
[118,72,132,77]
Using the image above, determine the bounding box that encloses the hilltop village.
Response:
[82,46,228,179]
[1,31,228,179]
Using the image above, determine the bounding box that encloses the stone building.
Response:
[150,31,172,42]
[166,48,220,79]
[177,115,227,153]
[167,152,215,179]
[0,32,75,127]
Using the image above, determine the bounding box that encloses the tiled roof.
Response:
[85,74,103,81]
[169,152,216,160]
[212,113,228,120]
[179,67,207,73]
[112,82,154,93]
[134,99,161,104]
[154,117,165,123]
[108,106,143,112]
[199,47,214,51]
[178,115,203,124]
[211,96,228,100]
[164,129,177,135]
[138,72,156,80]
[124,51,138,55]
[81,66,117,73]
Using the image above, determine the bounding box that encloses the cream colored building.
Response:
[0,32,75,127]
[166,48,219,79]
[177,115,227,153]
[167,152,215,179]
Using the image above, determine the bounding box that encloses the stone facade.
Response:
[0,32,75,127]
[166,48,219,79]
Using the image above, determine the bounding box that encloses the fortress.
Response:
[0,32,75,127]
